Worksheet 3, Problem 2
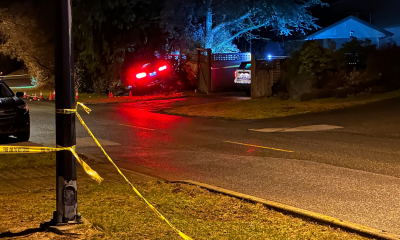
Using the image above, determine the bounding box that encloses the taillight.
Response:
[136,72,147,79]
[158,65,167,71]
[234,71,237,78]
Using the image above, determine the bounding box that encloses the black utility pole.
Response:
[54,0,80,224]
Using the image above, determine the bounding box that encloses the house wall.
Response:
[311,0,400,49]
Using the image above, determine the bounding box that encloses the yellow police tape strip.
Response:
[74,102,193,240]
[0,146,103,184]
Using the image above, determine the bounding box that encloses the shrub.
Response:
[332,88,349,98]
[281,41,347,99]
[339,38,376,70]
[299,41,345,76]
[288,72,317,100]
[318,70,347,89]
[367,44,400,90]
[281,50,302,95]
[300,89,333,101]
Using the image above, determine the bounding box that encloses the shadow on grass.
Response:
[0,227,45,238]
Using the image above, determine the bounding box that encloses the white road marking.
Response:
[249,125,343,133]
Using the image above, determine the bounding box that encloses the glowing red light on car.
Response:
[136,72,147,79]
[234,71,237,78]
[158,65,167,71]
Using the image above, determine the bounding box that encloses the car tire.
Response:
[17,131,30,142]
[244,89,251,96]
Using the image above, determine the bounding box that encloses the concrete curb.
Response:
[174,180,400,240]
[79,153,400,239]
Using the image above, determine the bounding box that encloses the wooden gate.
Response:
[250,55,287,99]
[251,57,273,99]
[196,48,212,93]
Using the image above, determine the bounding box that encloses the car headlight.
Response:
[18,104,29,113]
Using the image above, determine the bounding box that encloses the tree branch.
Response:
[30,55,53,72]
[213,22,265,51]
[212,12,251,35]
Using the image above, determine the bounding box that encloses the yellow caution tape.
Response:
[56,109,77,114]
[74,102,193,240]
[0,145,103,184]
[0,102,192,239]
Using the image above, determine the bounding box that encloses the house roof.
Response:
[306,15,394,40]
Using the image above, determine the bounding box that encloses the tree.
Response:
[0,1,54,87]
[161,0,326,53]
[73,0,169,93]
[0,0,168,91]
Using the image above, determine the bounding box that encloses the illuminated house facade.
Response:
[306,0,400,49]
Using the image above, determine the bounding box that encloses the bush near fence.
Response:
[276,39,400,101]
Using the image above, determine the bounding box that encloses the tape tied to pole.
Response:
[0,145,103,184]
[56,109,77,114]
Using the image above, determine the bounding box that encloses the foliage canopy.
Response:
[161,0,326,52]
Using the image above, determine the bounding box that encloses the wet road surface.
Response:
[3,96,400,234]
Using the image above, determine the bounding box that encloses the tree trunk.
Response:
[205,7,213,49]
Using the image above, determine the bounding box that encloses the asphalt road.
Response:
[3,96,400,235]
[3,76,32,88]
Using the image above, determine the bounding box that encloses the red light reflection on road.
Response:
[117,100,191,131]
[115,101,192,174]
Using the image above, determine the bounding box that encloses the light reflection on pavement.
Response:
[3,95,400,234]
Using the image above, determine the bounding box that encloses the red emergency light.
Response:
[158,65,167,71]
[136,72,147,79]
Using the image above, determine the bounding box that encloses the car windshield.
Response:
[0,83,13,98]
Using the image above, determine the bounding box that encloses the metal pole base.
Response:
[41,215,84,236]
[40,211,83,229]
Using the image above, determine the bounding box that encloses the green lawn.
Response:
[167,89,400,119]
[0,153,370,239]
[10,87,186,104]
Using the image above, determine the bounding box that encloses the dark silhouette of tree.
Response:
[73,0,168,92]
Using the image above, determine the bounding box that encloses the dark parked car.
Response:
[0,80,30,141]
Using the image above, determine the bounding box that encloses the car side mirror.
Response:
[16,92,24,97]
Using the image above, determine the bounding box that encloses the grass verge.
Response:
[9,87,187,104]
[0,153,371,239]
[167,89,400,120]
